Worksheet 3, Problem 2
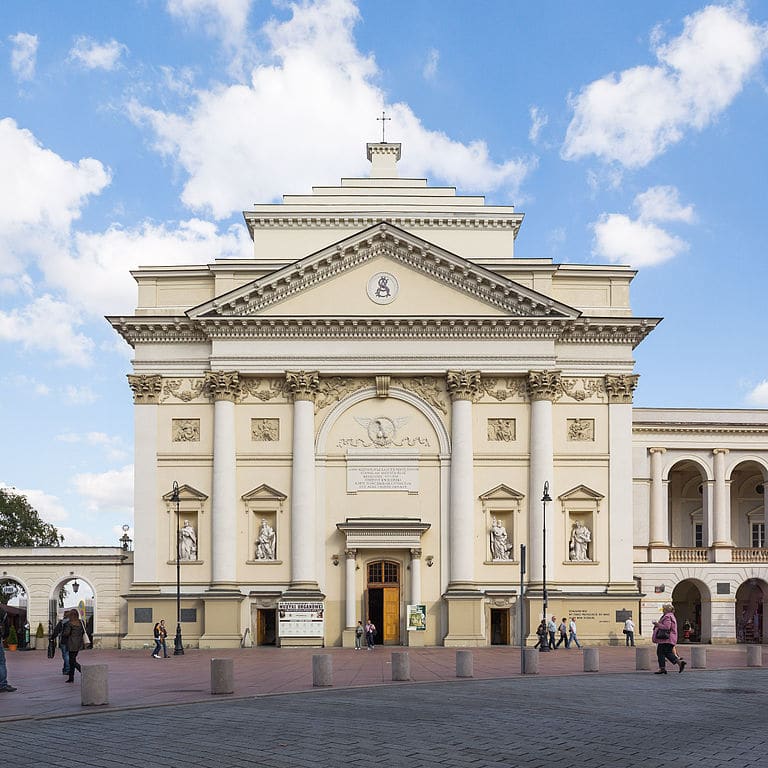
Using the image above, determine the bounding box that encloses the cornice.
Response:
[633,424,768,436]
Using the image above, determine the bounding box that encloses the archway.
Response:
[735,579,765,644]
[366,560,401,645]
[672,580,704,643]
[667,460,708,548]
[51,576,95,647]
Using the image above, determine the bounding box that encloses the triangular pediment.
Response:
[161,484,208,502]
[479,484,525,502]
[242,484,287,502]
[558,485,604,503]
[187,223,579,320]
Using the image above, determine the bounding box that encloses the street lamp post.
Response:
[171,481,184,655]
[539,481,552,653]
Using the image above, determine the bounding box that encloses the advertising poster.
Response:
[278,601,324,637]
[407,604,426,631]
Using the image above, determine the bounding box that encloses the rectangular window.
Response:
[752,522,765,548]
[694,524,703,548]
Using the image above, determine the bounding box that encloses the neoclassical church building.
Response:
[105,142,768,649]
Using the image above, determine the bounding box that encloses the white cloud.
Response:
[69,36,128,70]
[423,48,439,80]
[56,431,129,461]
[563,5,768,167]
[529,105,548,143]
[0,295,95,365]
[131,0,534,219]
[634,185,695,223]
[746,380,768,406]
[9,32,38,82]
[64,385,98,404]
[0,482,69,525]
[72,465,134,516]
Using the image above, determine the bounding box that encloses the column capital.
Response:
[409,548,422,559]
[204,370,240,402]
[526,370,562,401]
[446,370,481,401]
[285,370,320,401]
[713,448,730,456]
[127,374,162,404]
[344,548,357,560]
[649,447,667,456]
[604,374,639,404]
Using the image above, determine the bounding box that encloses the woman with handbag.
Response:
[61,609,87,683]
[652,603,686,675]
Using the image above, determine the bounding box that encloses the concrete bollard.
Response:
[522,648,539,674]
[636,646,653,671]
[81,664,109,706]
[691,646,707,669]
[211,658,234,695]
[583,648,599,672]
[747,645,762,668]
[456,650,473,678]
[391,651,410,681]
[312,654,333,687]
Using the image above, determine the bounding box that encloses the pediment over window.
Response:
[479,484,525,502]
[162,484,208,503]
[558,485,604,504]
[242,484,287,502]
[337,517,430,549]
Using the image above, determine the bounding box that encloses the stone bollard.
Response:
[456,650,473,678]
[522,648,539,674]
[691,646,707,669]
[746,645,762,668]
[392,651,410,681]
[636,646,653,671]
[81,664,109,706]
[312,654,333,687]
[583,648,599,672]
[211,658,234,695]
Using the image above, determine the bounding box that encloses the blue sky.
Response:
[1,0,767,545]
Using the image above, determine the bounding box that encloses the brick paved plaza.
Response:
[2,646,767,766]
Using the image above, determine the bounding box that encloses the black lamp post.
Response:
[120,524,132,551]
[539,481,552,652]
[171,481,184,655]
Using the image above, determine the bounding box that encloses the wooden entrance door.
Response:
[367,561,400,644]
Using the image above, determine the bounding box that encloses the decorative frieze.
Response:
[172,419,200,442]
[240,378,286,402]
[567,418,594,441]
[251,418,280,441]
[604,374,639,404]
[127,374,162,404]
[446,370,482,401]
[393,377,448,415]
[315,377,360,411]
[285,370,320,402]
[487,418,516,441]
[561,378,605,402]
[481,378,526,402]
[162,378,205,403]
[527,370,562,401]
[203,370,240,402]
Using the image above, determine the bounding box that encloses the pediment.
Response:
[558,485,604,503]
[242,484,287,502]
[479,484,525,502]
[187,223,579,320]
[162,484,208,502]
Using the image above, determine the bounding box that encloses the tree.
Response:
[0,488,62,547]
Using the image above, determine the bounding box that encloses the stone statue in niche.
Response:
[255,519,276,560]
[490,517,513,560]
[487,418,516,442]
[172,419,200,442]
[569,521,592,561]
[179,520,197,560]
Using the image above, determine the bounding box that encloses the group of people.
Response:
[354,620,377,650]
[50,609,90,682]
[535,616,582,649]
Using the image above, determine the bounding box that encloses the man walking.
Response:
[547,615,558,649]
[0,607,18,692]
[568,617,582,649]
[624,617,635,647]
[51,612,71,676]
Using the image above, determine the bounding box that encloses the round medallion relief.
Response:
[366,272,399,305]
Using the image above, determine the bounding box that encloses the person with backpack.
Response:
[51,612,71,676]
[0,607,17,692]
[61,609,87,683]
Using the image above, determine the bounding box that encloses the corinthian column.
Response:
[527,371,559,585]
[204,371,240,588]
[410,548,422,605]
[286,370,320,592]
[344,549,357,628]
[649,448,668,547]
[605,374,639,588]
[128,374,162,585]
[446,370,481,589]
[712,449,731,546]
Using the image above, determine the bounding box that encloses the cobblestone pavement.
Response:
[3,667,768,767]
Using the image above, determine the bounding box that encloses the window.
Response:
[751,522,765,548]
[694,524,703,548]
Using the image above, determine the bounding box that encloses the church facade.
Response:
[108,143,768,649]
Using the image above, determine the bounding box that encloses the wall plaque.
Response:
[346,450,419,492]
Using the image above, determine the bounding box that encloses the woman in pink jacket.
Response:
[652,603,687,674]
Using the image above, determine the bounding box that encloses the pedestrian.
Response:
[51,612,71,676]
[159,619,169,657]
[624,617,636,647]
[354,620,364,650]
[568,617,582,649]
[0,606,17,692]
[555,617,569,648]
[652,603,686,674]
[61,609,86,683]
[534,619,547,649]
[547,615,557,649]
[364,619,376,650]
[152,622,163,658]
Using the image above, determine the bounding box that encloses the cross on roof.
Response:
[377,110,391,143]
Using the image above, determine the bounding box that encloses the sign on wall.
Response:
[407,604,426,631]
[278,601,324,637]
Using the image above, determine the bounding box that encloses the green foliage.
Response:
[36,622,45,638]
[0,488,62,547]
[7,624,17,645]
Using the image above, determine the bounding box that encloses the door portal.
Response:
[367,561,400,644]
[256,608,276,646]
[490,608,510,645]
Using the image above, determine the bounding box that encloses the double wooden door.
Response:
[367,561,400,644]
